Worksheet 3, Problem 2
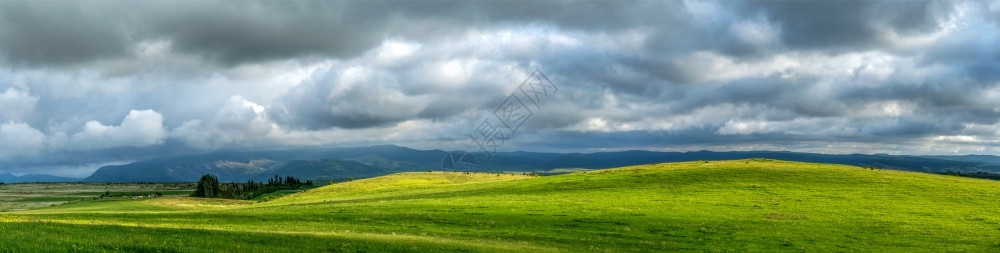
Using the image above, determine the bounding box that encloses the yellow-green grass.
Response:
[2,159,1000,252]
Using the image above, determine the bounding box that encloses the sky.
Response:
[0,0,999,177]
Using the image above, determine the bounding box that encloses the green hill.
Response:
[3,159,1000,252]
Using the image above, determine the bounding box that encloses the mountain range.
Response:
[4,145,1000,183]
[0,172,77,183]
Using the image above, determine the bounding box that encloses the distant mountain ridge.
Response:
[9,145,1000,183]
[0,172,77,183]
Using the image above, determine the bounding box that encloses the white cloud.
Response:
[67,109,167,150]
[0,88,39,122]
[374,39,421,66]
[717,120,776,135]
[0,122,46,158]
[669,51,800,83]
[216,95,272,137]
[171,120,213,150]
[171,95,276,149]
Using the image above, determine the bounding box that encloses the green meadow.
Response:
[2,159,1000,252]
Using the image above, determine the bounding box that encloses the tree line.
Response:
[191,174,312,199]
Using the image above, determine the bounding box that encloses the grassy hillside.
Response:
[2,159,1000,252]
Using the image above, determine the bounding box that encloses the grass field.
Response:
[2,159,1000,252]
[0,183,194,212]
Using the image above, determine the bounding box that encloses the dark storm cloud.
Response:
[741,1,951,51]
[0,2,132,66]
[146,1,385,65]
[642,1,958,84]
[919,37,1000,84]
[0,0,961,67]
[0,0,683,67]
[2,0,1000,176]
[0,1,383,66]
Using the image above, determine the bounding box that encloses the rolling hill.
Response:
[4,159,1000,251]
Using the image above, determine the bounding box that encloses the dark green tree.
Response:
[191,174,221,198]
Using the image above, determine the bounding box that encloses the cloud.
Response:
[738,1,953,52]
[266,31,558,130]
[170,120,213,150]
[0,122,45,158]
[0,88,38,122]
[65,109,167,150]
[269,65,427,129]
[2,0,1000,176]
[0,1,690,68]
[171,95,275,149]
[144,1,386,65]
[0,1,133,66]
[0,1,381,67]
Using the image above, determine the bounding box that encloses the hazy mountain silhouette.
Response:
[68,145,1000,182]
[0,172,76,183]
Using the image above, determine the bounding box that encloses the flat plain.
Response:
[0,183,193,212]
